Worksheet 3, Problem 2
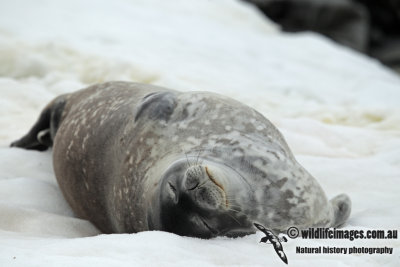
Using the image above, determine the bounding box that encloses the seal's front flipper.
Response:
[10,97,66,151]
[330,194,351,228]
[11,106,52,151]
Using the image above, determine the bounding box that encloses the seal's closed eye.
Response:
[135,91,177,122]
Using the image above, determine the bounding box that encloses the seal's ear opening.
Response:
[135,91,177,122]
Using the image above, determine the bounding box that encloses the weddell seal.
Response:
[11,81,351,238]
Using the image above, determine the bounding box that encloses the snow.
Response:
[0,0,399,266]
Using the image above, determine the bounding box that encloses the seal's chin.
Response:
[149,158,253,238]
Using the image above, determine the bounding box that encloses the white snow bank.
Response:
[0,0,399,266]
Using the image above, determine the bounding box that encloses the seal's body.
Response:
[12,81,351,238]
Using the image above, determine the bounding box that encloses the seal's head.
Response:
[149,158,254,238]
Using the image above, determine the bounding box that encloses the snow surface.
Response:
[0,0,399,266]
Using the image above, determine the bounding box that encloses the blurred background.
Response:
[245,0,400,73]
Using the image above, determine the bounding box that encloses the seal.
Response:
[11,81,351,238]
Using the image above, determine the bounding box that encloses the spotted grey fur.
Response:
[11,81,351,238]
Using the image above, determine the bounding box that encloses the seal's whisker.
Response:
[224,199,241,206]
[225,203,244,209]
[225,196,240,201]
[226,204,242,210]
[224,203,247,215]
[226,207,241,213]
[224,195,243,203]
[226,211,242,226]
[226,205,246,213]
[222,162,254,192]
[197,179,211,188]
[184,152,191,167]
[196,148,203,165]
[225,194,254,207]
